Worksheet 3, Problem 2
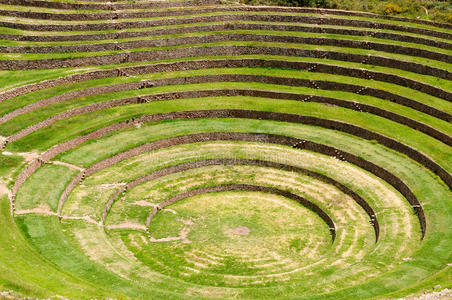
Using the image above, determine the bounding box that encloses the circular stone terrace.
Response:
[0,0,450,298]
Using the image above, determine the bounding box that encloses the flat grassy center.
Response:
[121,191,332,287]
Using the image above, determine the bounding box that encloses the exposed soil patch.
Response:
[229,226,250,236]
[133,200,155,207]
[15,207,56,216]
[51,160,84,171]
[2,150,39,162]
[149,226,191,244]
[14,202,54,215]
[0,182,10,197]
[106,222,147,231]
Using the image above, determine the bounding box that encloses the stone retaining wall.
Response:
[102,158,379,240]
[11,111,436,236]
[0,4,450,31]
[0,0,220,10]
[0,81,144,123]
[1,23,450,52]
[1,59,449,109]
[5,86,452,147]
[0,46,449,82]
[2,34,450,66]
[83,130,426,236]
[1,13,450,40]
[151,183,337,241]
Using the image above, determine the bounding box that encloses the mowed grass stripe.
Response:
[89,141,412,263]
[89,159,378,239]
[64,137,425,267]
[48,143,410,291]
[16,137,434,298]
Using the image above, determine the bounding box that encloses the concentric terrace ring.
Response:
[0,3,451,298]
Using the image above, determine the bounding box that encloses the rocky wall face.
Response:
[11,111,436,236]
[1,59,450,120]
[1,13,450,40]
[0,46,450,82]
[1,23,449,52]
[105,158,379,238]
[1,34,450,67]
[7,85,452,148]
[0,3,450,30]
[0,0,221,11]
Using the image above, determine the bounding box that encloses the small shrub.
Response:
[384,3,404,15]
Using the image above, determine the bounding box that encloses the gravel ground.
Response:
[396,288,452,300]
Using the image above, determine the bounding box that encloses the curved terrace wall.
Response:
[1,4,450,298]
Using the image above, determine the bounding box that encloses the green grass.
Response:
[6,97,451,177]
[2,66,450,120]
[0,4,450,298]
[0,196,113,299]
[128,191,335,287]
[0,10,450,33]
[0,54,449,101]
[2,29,451,59]
[238,0,452,24]
[15,163,79,211]
[1,76,451,154]
[2,20,450,46]
[1,40,450,76]
[11,118,448,296]
[15,214,185,299]
[0,153,23,177]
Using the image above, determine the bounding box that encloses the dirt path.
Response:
[14,209,115,228]
[2,151,39,162]
[51,160,85,171]
[106,222,147,231]
[15,207,56,216]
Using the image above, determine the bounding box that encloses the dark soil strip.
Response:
[1,33,450,66]
[1,46,451,84]
[0,0,220,10]
[0,7,450,34]
[102,158,379,241]
[144,183,337,242]
[1,23,450,52]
